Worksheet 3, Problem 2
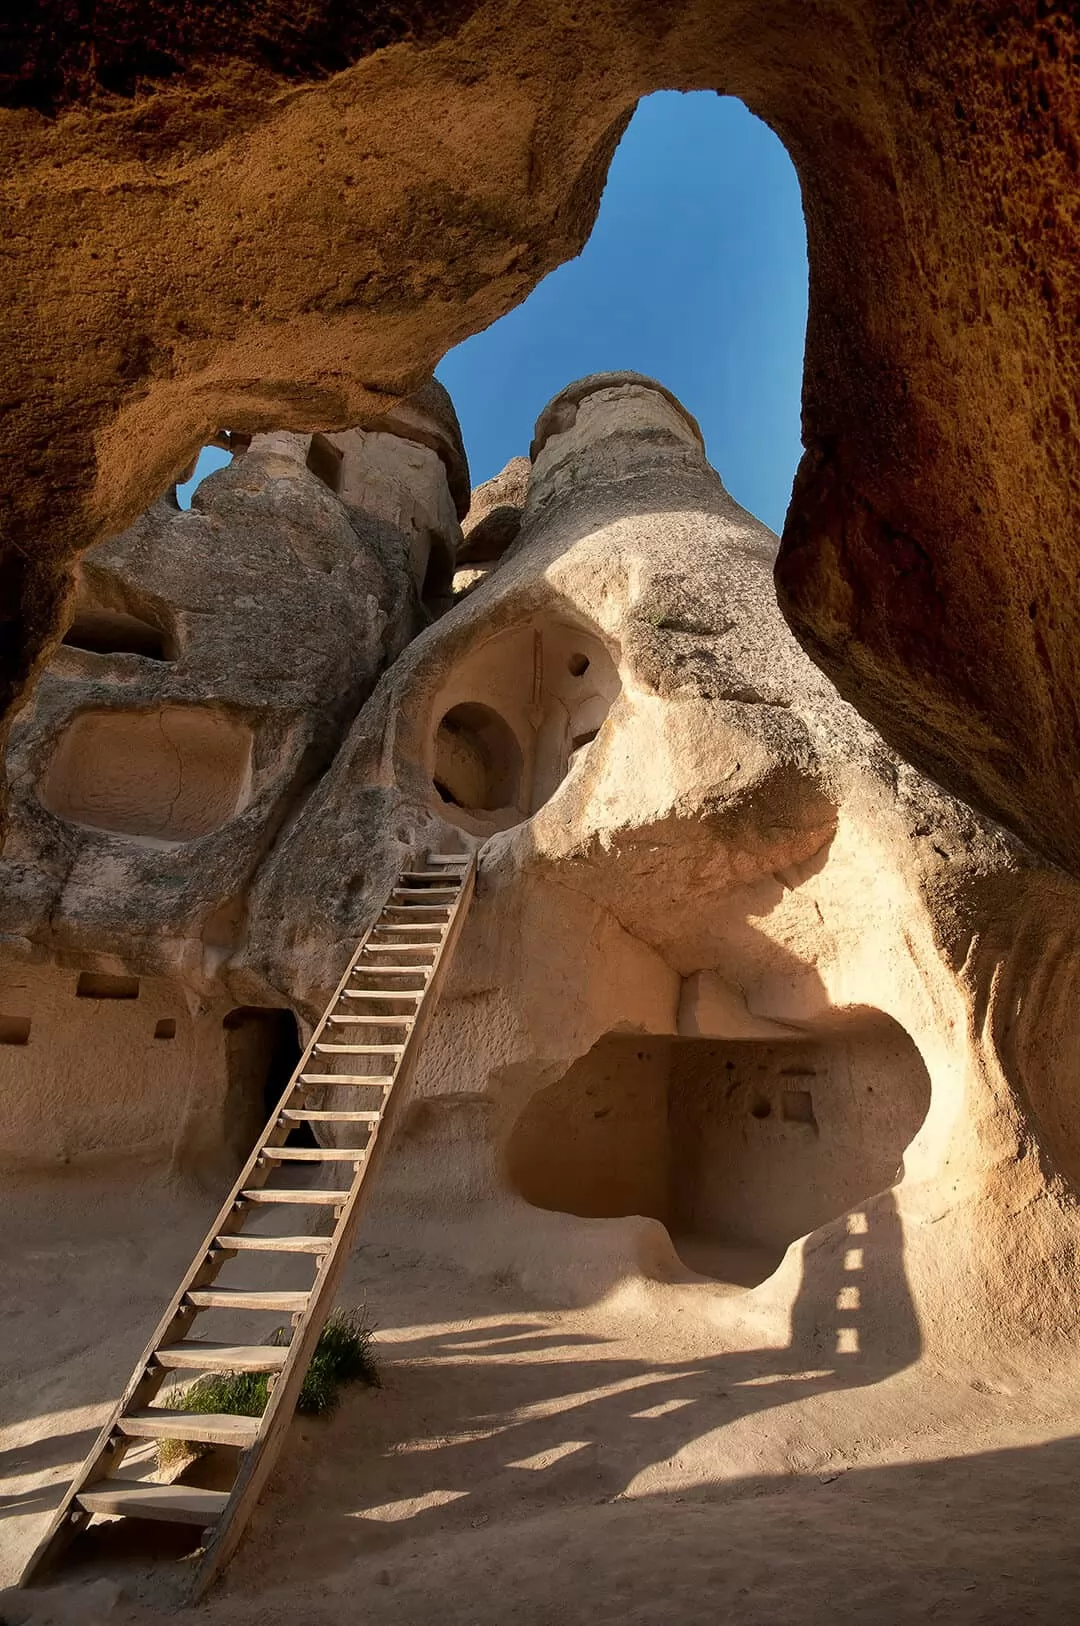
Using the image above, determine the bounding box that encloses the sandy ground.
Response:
[3,1173,1080,1623]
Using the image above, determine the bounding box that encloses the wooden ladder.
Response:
[20,849,476,1602]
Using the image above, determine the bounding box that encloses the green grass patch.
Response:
[157,1307,379,1471]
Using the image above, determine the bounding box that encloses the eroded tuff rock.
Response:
[457,456,530,565]
[227,374,1080,1369]
[5,369,1080,1390]
[0,411,463,1175]
[1,4,1079,875]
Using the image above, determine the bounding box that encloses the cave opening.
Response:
[428,619,621,831]
[505,1014,931,1287]
[306,433,344,493]
[62,606,175,662]
[433,702,524,815]
[222,1007,310,1165]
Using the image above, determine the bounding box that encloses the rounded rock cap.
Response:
[367,377,471,520]
[530,371,706,462]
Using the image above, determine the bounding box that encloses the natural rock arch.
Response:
[1,7,1078,875]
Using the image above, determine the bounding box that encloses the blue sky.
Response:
[438,92,807,534]
[181,93,807,534]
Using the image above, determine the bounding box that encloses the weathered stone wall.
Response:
[0,410,464,1172]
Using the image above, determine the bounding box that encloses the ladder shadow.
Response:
[248,1189,919,1579]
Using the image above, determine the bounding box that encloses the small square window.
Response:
[76,972,140,1000]
[782,1089,816,1126]
[0,1015,31,1045]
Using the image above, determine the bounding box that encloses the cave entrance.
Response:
[62,606,175,662]
[433,702,524,814]
[505,1013,930,1287]
[428,619,620,831]
[222,1007,309,1165]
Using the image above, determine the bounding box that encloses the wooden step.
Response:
[212,1234,332,1254]
[321,1015,411,1026]
[398,871,464,881]
[120,1411,260,1449]
[262,1146,366,1163]
[281,1108,382,1123]
[300,1072,393,1085]
[327,1014,412,1025]
[330,992,421,1005]
[77,1485,229,1527]
[381,915,449,923]
[154,1342,290,1373]
[367,941,439,950]
[186,1288,309,1312]
[426,853,469,863]
[240,1188,351,1205]
[346,966,430,976]
[346,969,429,982]
[378,910,452,923]
[372,923,444,932]
[370,930,443,940]
[360,944,438,955]
[384,894,452,903]
[315,1042,405,1054]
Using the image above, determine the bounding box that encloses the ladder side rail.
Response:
[18,868,428,1588]
[190,853,477,1599]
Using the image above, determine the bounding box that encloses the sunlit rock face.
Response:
[240,374,1080,1374]
[3,367,1080,1380]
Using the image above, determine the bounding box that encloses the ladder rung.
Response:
[213,1234,332,1254]
[186,1288,309,1312]
[119,1411,260,1449]
[262,1146,366,1163]
[392,886,457,896]
[282,1109,382,1123]
[331,992,421,1004]
[77,1486,229,1527]
[154,1343,290,1373]
[327,1015,411,1026]
[398,871,463,881]
[321,1016,411,1026]
[315,1043,404,1054]
[426,853,469,862]
[343,975,428,986]
[300,1072,393,1085]
[359,945,438,955]
[372,924,444,933]
[241,1188,351,1204]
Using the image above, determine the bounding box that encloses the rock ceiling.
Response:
[1,0,1078,870]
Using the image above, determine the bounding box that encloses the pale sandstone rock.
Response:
[235,375,1080,1372]
[457,456,530,567]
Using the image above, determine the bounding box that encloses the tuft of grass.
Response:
[157,1307,379,1471]
[295,1306,380,1414]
